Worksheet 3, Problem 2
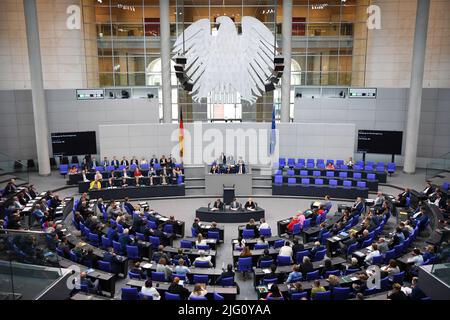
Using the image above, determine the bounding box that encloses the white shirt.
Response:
[278,245,293,258]
[364,250,381,264]
[407,255,424,267]
[141,286,161,300]
[259,222,270,230]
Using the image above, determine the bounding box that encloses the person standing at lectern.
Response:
[230,198,241,211]
[244,198,256,211]
[211,198,224,211]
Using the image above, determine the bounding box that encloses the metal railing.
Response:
[0,152,31,185]
[425,152,450,180]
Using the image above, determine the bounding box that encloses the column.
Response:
[281,0,293,123]
[403,0,430,174]
[160,0,172,123]
[23,0,51,175]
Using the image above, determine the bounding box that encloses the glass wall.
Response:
[0,230,63,300]
[81,0,369,121]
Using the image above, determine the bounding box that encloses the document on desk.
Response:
[262,268,271,274]
[339,232,348,237]
[86,268,95,274]
[332,236,341,241]
[142,263,152,269]
[160,217,169,222]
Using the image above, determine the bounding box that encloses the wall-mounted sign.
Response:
[76,89,104,100]
[348,88,377,99]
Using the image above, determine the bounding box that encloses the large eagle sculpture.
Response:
[173,16,278,104]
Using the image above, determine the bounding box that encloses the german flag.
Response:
[179,108,184,160]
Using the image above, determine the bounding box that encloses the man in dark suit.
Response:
[150,155,158,166]
[244,198,256,211]
[292,238,305,257]
[211,199,224,211]
[229,198,241,211]
[192,218,201,236]
[422,181,435,197]
[111,156,120,168]
[122,197,134,215]
[350,197,364,216]
[102,157,109,168]
[120,156,129,167]
[168,277,190,299]
[215,263,235,285]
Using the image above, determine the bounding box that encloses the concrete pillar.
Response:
[281,0,293,123]
[160,0,172,123]
[403,0,430,174]
[23,0,51,175]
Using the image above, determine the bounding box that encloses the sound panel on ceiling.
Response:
[175,57,187,64]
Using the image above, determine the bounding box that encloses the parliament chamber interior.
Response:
[1,0,450,306]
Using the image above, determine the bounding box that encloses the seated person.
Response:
[79,272,101,295]
[167,277,190,300]
[395,188,411,207]
[229,198,241,211]
[193,250,213,267]
[210,164,219,174]
[287,212,305,232]
[130,262,146,279]
[245,218,259,236]
[68,165,78,174]
[380,259,401,278]
[265,284,284,300]
[262,264,278,282]
[364,243,381,265]
[140,279,161,300]
[192,218,201,236]
[320,259,336,278]
[373,191,385,207]
[350,197,364,215]
[244,198,256,211]
[237,158,246,174]
[189,283,208,299]
[285,265,303,283]
[174,258,191,277]
[387,283,407,300]
[309,241,324,259]
[148,166,158,185]
[210,198,224,211]
[310,280,326,299]
[257,249,273,267]
[133,167,143,186]
[215,263,235,285]
[346,157,354,169]
[421,181,435,197]
[326,162,335,170]
[240,246,252,257]
[195,233,207,246]
[156,257,173,281]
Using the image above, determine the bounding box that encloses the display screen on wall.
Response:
[51,131,97,156]
[357,130,403,155]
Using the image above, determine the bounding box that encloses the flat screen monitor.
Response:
[51,131,97,156]
[357,130,403,155]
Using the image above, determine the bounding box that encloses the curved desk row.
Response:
[272,184,369,200]
[196,207,265,223]
[78,177,184,193]
[87,185,185,200]
[273,175,378,192]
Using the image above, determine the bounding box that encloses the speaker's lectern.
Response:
[223,184,235,205]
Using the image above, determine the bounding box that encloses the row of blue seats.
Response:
[60,163,183,175]
[274,176,369,188]
[278,162,394,172]
[121,288,225,300]
[276,170,377,180]
[278,157,395,171]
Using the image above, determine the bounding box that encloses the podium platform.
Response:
[205,174,252,196]
[196,207,265,223]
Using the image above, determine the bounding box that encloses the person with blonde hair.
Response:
[189,283,208,298]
